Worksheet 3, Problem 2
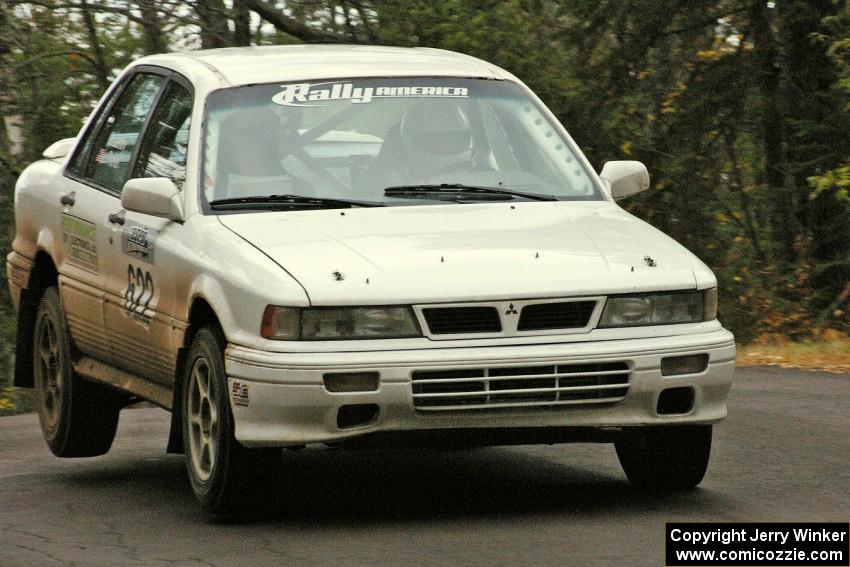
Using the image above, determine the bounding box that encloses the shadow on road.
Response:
[54,446,730,525]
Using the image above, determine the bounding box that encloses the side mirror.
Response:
[600,160,650,200]
[42,138,76,160]
[121,177,184,222]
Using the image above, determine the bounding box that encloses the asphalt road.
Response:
[0,367,847,567]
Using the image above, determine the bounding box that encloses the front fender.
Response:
[179,218,310,348]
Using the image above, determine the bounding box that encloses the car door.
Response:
[102,77,193,386]
[59,71,168,364]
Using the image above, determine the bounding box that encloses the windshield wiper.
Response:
[383,183,558,202]
[209,194,384,210]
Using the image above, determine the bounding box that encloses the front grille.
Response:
[518,301,596,331]
[422,306,502,335]
[411,361,630,411]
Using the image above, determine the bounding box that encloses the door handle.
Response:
[108,211,125,226]
[60,193,75,206]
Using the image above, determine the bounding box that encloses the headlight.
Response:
[598,289,717,328]
[261,306,421,340]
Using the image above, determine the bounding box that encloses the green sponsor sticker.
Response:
[62,214,98,273]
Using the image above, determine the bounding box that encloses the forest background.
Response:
[2,0,849,412]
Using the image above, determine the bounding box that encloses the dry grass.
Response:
[737,330,850,374]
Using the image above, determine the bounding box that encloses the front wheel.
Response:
[615,425,712,490]
[181,326,279,513]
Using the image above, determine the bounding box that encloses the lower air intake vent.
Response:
[412,361,630,411]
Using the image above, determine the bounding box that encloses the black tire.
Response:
[615,425,712,490]
[181,326,279,513]
[33,287,121,457]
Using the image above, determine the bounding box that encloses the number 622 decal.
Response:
[123,264,155,320]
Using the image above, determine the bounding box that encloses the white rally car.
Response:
[7,45,735,511]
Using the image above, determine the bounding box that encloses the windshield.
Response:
[202,78,602,209]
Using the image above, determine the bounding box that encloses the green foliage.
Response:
[0,1,849,415]
[555,0,850,338]
[808,9,850,210]
[0,135,23,415]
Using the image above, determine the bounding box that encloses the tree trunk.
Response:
[241,0,352,43]
[233,0,251,46]
[79,0,111,91]
[749,0,793,265]
[195,0,230,49]
[340,0,357,42]
[135,0,166,54]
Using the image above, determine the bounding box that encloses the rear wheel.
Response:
[615,425,712,490]
[182,327,279,513]
[34,287,121,457]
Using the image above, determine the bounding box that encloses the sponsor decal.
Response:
[231,381,249,407]
[122,223,157,264]
[272,82,469,107]
[61,214,98,273]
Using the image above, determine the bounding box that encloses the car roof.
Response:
[135,45,516,89]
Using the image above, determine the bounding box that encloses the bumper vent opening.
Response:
[661,354,708,376]
[337,404,379,429]
[412,361,630,411]
[657,387,694,415]
[324,372,379,392]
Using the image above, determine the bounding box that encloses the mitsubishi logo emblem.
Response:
[505,303,518,315]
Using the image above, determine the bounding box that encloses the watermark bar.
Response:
[666,522,849,566]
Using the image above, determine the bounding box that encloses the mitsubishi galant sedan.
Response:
[6,45,735,512]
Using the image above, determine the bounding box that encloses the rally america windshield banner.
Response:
[272,82,469,107]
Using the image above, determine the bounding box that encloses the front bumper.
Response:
[225,329,735,447]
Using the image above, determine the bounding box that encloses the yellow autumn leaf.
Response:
[620,141,632,156]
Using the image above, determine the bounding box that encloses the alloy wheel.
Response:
[36,313,63,433]
[187,356,219,482]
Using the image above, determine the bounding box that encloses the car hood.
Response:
[218,202,713,305]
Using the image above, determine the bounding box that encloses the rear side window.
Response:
[133,81,193,190]
[75,73,166,193]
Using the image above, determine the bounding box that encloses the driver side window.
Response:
[75,73,167,194]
